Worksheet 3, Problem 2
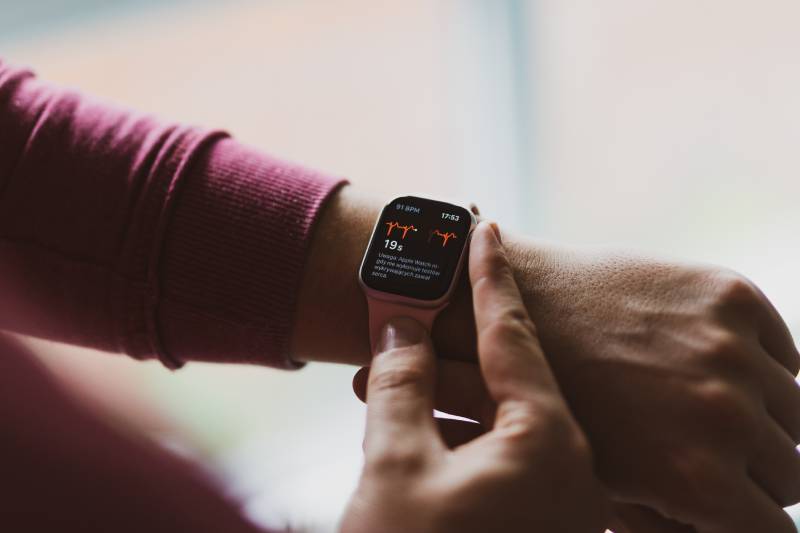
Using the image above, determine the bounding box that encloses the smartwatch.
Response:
[358,195,478,353]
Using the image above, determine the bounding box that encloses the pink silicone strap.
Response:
[367,298,442,354]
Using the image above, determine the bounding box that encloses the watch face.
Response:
[360,196,473,301]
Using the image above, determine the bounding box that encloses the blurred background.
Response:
[3,0,799,530]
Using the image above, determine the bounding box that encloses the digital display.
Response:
[360,196,473,301]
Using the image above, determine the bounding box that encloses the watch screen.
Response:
[360,196,473,301]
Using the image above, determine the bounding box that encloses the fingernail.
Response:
[378,317,425,353]
[488,221,502,244]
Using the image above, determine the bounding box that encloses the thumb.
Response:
[364,317,441,456]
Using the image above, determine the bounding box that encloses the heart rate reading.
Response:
[385,221,417,239]
[430,229,458,247]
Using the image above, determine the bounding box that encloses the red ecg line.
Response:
[385,221,417,239]
[431,229,457,247]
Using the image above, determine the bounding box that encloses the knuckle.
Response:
[694,380,759,437]
[368,365,426,394]
[497,401,546,434]
[696,329,750,370]
[367,443,427,477]
[500,400,582,453]
[709,270,760,312]
[499,409,547,445]
[482,308,537,344]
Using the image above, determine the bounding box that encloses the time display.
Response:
[360,196,473,301]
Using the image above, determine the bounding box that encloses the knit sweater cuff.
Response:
[157,137,347,369]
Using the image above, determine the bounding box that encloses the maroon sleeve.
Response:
[0,335,268,533]
[0,59,346,369]
[0,60,349,530]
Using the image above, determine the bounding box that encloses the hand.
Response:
[340,222,607,533]
[297,187,800,530]
[432,240,800,531]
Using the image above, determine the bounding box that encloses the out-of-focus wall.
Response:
[5,1,452,196]
[528,0,800,335]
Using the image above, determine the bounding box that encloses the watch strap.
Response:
[366,297,442,354]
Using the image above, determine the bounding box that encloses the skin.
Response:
[339,222,607,533]
[296,185,800,532]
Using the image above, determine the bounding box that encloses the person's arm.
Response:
[0,59,506,372]
[3,58,800,530]
[0,59,345,370]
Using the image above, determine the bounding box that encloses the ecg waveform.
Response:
[385,221,418,239]
[430,229,457,247]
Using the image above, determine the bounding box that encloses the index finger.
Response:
[468,221,561,406]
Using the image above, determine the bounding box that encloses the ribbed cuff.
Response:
[156,138,347,369]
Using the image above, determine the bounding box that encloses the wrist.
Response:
[432,233,556,361]
[290,187,560,369]
[290,185,378,366]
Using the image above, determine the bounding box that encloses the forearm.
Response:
[0,58,556,372]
